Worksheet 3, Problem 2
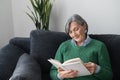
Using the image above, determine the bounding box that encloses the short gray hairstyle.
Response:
[65,14,88,34]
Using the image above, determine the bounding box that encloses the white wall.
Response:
[50,0,120,34]
[0,0,14,48]
[12,0,120,37]
[0,0,119,48]
[12,0,35,37]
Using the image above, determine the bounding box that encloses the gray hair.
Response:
[65,14,88,34]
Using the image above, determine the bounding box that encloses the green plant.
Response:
[26,0,54,30]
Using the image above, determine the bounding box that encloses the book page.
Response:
[48,58,62,68]
[63,58,83,64]
[48,58,91,77]
[62,61,91,76]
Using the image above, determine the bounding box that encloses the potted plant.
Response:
[26,0,54,30]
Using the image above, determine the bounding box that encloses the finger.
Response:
[86,62,95,67]
[58,67,63,72]
[65,70,78,78]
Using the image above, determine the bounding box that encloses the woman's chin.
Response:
[74,39,80,42]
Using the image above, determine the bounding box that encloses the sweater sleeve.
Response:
[50,43,64,80]
[93,43,113,80]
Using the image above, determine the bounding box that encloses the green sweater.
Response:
[50,39,113,80]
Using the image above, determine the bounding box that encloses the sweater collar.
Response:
[71,35,92,46]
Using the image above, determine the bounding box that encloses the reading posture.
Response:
[50,14,113,80]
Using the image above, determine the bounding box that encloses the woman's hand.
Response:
[84,62,97,74]
[57,67,78,79]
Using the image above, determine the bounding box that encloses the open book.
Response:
[48,58,91,77]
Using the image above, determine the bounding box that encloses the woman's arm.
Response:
[93,43,113,80]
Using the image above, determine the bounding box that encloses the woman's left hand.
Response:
[84,62,97,74]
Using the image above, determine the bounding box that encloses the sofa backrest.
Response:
[30,30,70,80]
[30,30,120,80]
[10,37,30,53]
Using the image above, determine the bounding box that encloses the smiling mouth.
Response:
[74,35,79,39]
[74,36,79,40]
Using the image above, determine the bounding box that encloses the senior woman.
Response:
[50,14,113,80]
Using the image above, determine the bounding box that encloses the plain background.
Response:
[0,0,120,48]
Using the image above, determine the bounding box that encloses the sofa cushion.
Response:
[30,30,69,73]
[9,53,41,80]
[10,37,30,53]
[0,44,25,80]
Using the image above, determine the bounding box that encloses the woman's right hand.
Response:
[57,67,78,79]
[84,62,97,74]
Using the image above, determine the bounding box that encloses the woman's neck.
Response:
[76,36,86,46]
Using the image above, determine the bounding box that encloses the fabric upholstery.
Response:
[10,37,30,53]
[30,30,69,80]
[9,53,41,80]
[0,44,25,80]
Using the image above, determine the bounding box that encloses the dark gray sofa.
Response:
[0,30,120,80]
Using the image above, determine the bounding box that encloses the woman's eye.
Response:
[69,31,72,34]
[74,27,79,31]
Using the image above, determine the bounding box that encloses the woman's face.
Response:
[69,21,86,45]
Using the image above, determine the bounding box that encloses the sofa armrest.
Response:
[9,37,30,53]
[0,44,26,80]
